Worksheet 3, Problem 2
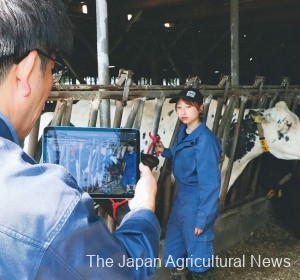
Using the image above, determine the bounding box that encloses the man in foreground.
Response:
[0,0,160,279]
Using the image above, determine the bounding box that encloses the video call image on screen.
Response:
[43,127,140,198]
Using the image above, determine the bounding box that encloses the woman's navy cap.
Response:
[127,140,136,146]
[169,88,203,104]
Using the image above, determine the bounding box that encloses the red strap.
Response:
[147,132,161,154]
[109,199,128,220]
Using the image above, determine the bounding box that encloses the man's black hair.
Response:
[0,0,73,81]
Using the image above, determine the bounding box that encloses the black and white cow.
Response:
[206,99,300,192]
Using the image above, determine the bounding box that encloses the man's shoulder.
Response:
[0,137,82,244]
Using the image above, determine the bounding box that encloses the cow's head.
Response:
[262,101,300,160]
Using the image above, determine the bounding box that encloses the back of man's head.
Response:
[0,0,73,82]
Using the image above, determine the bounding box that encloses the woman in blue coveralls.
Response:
[155,88,221,280]
[122,141,138,192]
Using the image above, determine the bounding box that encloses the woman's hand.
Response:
[155,141,165,156]
[194,228,204,236]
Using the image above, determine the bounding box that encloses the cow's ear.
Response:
[275,101,289,111]
[274,101,299,127]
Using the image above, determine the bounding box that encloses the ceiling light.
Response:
[164,22,174,28]
[82,4,88,14]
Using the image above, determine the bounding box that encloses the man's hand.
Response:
[128,163,157,212]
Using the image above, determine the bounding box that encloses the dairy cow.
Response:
[207,99,300,191]
[25,98,300,193]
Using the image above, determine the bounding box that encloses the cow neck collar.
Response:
[253,113,269,153]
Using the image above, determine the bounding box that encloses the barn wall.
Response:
[214,197,272,253]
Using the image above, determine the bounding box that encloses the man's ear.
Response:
[16,50,38,97]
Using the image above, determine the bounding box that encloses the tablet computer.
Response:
[42,126,140,199]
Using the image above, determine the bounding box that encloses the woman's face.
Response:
[175,98,202,125]
[127,145,135,153]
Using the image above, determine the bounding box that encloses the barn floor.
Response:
[153,215,300,279]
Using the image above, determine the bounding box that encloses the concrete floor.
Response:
[152,266,171,279]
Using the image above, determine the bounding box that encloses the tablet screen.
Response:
[42,126,140,199]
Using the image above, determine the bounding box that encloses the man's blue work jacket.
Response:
[0,113,160,280]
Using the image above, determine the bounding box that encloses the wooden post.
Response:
[230,0,239,87]
[212,97,224,135]
[219,96,248,210]
[113,100,124,128]
[219,97,236,171]
[203,95,211,120]
[125,99,141,128]
[157,118,181,234]
[149,95,165,154]
[61,100,73,126]
[217,96,235,140]
[133,97,146,129]
[88,92,101,127]
[51,100,67,126]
